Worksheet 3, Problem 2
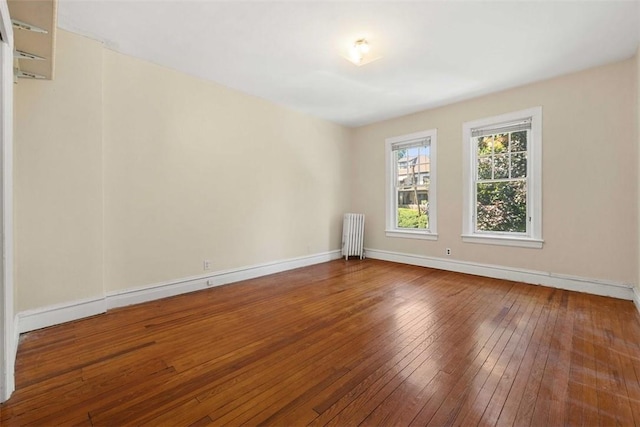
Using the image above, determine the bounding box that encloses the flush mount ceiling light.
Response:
[350,39,369,63]
[343,38,382,67]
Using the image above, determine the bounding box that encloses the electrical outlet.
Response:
[203,260,211,270]
[446,248,452,256]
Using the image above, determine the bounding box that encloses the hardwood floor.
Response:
[2,259,640,426]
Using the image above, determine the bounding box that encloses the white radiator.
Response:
[342,213,365,260]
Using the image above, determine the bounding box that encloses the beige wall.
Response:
[352,59,638,285]
[102,49,351,292]
[14,30,103,311]
[14,30,351,310]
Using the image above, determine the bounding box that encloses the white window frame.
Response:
[462,107,543,248]
[385,129,437,240]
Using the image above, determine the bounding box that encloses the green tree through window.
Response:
[475,130,528,233]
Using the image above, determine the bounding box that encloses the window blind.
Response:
[391,137,430,151]
[471,118,532,138]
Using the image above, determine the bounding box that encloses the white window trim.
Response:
[462,107,543,249]
[385,129,438,240]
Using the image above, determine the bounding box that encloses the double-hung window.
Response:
[462,107,543,248]
[385,129,437,240]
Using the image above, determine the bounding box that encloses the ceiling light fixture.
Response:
[349,39,368,64]
[344,38,381,67]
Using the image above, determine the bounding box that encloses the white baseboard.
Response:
[16,250,342,334]
[17,296,107,333]
[633,287,640,315]
[106,249,341,310]
[365,248,634,301]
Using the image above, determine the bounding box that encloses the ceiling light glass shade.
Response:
[342,37,381,66]
[356,39,370,54]
[350,47,363,64]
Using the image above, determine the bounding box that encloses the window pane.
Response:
[478,157,492,180]
[494,154,509,179]
[396,147,430,187]
[395,144,430,230]
[510,131,527,152]
[405,146,421,158]
[477,136,492,156]
[476,181,527,233]
[397,203,428,229]
[493,134,508,154]
[511,152,527,178]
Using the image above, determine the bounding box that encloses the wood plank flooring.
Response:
[2,259,640,426]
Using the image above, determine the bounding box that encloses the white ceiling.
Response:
[57,1,640,127]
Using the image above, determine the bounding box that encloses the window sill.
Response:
[386,230,438,241]
[461,234,543,249]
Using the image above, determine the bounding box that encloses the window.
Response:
[385,129,437,240]
[462,107,542,248]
